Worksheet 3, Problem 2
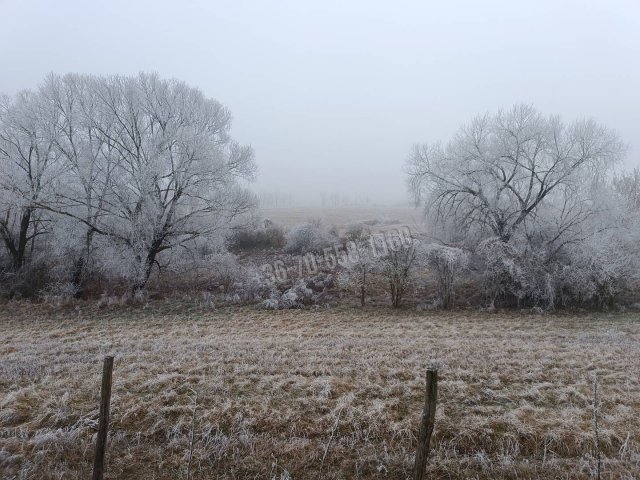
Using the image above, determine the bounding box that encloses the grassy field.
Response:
[1,302,639,479]
[260,205,421,229]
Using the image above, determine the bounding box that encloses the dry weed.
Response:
[1,302,639,478]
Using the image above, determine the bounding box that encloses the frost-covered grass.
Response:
[1,302,639,479]
[261,205,418,229]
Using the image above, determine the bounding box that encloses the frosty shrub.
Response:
[377,241,417,308]
[238,266,278,302]
[337,239,377,306]
[38,282,80,303]
[200,291,215,310]
[343,222,371,243]
[257,274,333,310]
[476,236,559,309]
[554,233,636,309]
[259,297,280,310]
[477,238,531,308]
[284,221,336,254]
[419,243,468,309]
[2,257,53,299]
[208,253,242,294]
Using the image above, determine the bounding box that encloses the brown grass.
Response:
[1,302,639,479]
[260,205,420,229]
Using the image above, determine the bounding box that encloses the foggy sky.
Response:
[1,0,638,205]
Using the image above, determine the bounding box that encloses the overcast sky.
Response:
[1,0,638,205]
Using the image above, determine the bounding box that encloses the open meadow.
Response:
[1,302,639,479]
[260,205,421,229]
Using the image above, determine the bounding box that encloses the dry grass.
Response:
[1,302,639,479]
[260,205,420,229]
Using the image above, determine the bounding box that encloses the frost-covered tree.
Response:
[614,168,640,210]
[34,73,256,290]
[35,74,120,285]
[0,90,60,270]
[0,73,257,294]
[407,104,624,248]
[407,105,632,308]
[95,73,255,290]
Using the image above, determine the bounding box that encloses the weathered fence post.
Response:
[92,356,114,480]
[413,366,438,480]
[592,373,601,480]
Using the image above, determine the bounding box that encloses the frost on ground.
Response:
[0,303,639,479]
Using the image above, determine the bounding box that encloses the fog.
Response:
[1,0,638,205]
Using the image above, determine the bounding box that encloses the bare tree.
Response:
[31,73,256,290]
[0,90,60,270]
[407,104,624,251]
[407,105,628,308]
[614,167,640,210]
[39,74,120,287]
[98,74,256,290]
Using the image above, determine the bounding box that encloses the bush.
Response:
[38,282,80,304]
[553,239,631,309]
[208,253,242,293]
[476,230,635,310]
[419,243,468,309]
[377,241,418,308]
[284,221,336,254]
[236,266,278,302]
[476,237,541,308]
[343,222,371,243]
[256,274,333,309]
[228,221,285,251]
[0,259,53,299]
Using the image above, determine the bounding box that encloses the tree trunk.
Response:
[390,280,402,308]
[71,228,95,293]
[3,209,34,270]
[15,210,31,269]
[71,256,85,289]
[132,243,161,293]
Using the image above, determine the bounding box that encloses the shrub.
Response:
[377,241,417,308]
[419,243,468,309]
[476,237,537,308]
[228,221,285,251]
[343,222,371,243]
[38,282,80,304]
[554,238,632,309]
[284,221,336,254]
[208,253,242,293]
[337,239,377,306]
[236,266,278,302]
[256,274,333,309]
[0,259,53,299]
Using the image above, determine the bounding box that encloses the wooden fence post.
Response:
[413,366,438,480]
[92,356,114,480]
[592,373,601,480]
